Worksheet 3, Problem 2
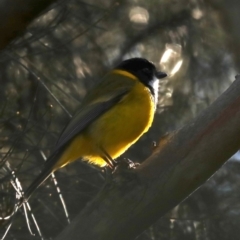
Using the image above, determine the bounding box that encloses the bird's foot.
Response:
[111,158,140,185]
[113,158,139,173]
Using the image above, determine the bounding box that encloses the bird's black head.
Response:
[115,58,167,96]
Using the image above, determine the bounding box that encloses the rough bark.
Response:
[0,0,57,50]
[55,76,240,240]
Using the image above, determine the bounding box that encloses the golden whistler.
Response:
[24,58,167,201]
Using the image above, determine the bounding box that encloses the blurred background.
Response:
[0,0,240,239]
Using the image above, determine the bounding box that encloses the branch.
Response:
[0,0,57,50]
[55,76,240,240]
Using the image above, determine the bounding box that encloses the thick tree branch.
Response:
[55,76,240,240]
[0,0,57,50]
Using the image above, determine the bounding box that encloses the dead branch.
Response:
[0,0,57,50]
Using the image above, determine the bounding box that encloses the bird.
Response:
[23,57,167,202]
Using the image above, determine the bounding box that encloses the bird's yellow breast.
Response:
[55,72,155,168]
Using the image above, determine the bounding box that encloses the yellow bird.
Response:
[23,58,167,201]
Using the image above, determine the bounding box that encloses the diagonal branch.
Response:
[55,75,240,240]
[0,0,57,50]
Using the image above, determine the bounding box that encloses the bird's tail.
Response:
[23,151,61,203]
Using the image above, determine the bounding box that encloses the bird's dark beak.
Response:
[156,71,167,79]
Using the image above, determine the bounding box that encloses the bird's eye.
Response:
[142,68,151,74]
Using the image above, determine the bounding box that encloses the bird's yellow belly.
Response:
[56,82,155,168]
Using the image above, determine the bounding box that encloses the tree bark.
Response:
[55,76,240,240]
[0,0,57,50]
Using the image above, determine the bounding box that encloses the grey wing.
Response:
[53,89,128,151]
